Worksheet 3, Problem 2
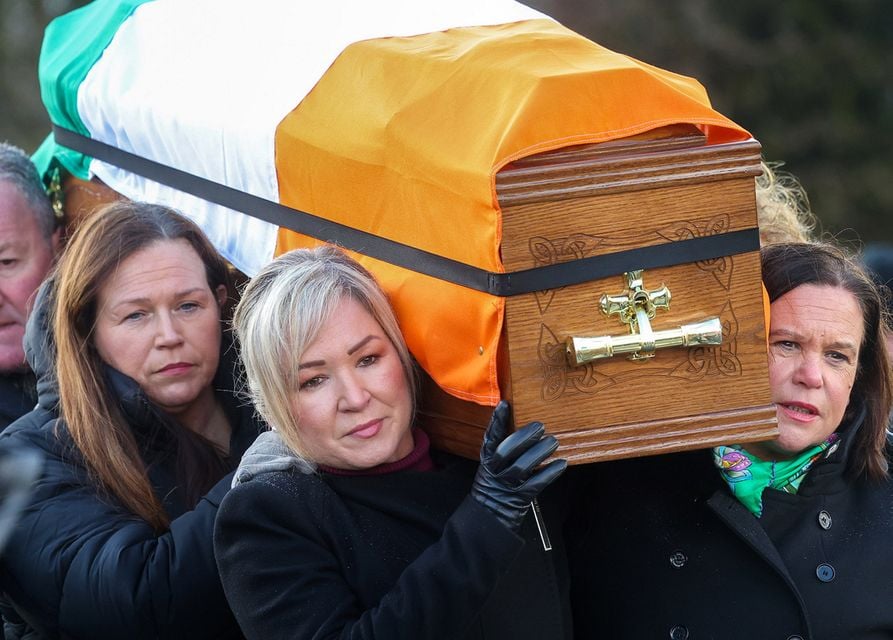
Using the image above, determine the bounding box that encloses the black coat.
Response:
[568,409,893,640]
[214,452,572,640]
[0,372,36,432]
[0,282,263,640]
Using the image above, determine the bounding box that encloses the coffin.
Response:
[36,0,776,464]
[418,124,776,462]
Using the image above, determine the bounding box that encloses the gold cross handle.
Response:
[600,270,671,326]
[565,317,723,366]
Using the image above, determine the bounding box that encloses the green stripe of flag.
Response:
[34,0,154,180]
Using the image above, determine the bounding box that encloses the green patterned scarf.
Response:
[713,434,839,517]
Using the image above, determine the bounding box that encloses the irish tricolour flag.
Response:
[37,0,750,404]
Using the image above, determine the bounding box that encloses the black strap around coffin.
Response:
[53,125,759,296]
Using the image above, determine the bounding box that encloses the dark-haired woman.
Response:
[0,202,263,639]
[569,241,893,639]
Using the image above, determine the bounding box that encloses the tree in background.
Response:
[0,1,88,152]
[531,0,892,243]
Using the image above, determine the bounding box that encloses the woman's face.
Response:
[289,296,413,470]
[749,283,864,460]
[93,239,225,418]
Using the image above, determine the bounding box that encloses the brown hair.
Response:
[54,201,231,530]
[761,242,893,481]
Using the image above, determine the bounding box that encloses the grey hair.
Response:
[233,245,417,462]
[0,141,55,240]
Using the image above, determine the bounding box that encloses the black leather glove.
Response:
[471,401,567,532]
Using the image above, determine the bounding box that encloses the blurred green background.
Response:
[1,0,889,244]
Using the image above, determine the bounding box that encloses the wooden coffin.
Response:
[417,124,777,464]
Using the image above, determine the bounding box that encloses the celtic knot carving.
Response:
[537,323,616,401]
[657,214,734,291]
[526,213,739,317]
[528,233,606,313]
[670,301,741,380]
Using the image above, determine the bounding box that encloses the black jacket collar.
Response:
[796,404,867,496]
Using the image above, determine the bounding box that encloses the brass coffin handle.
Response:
[564,269,723,366]
[565,317,723,366]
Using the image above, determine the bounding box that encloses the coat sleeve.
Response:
[214,478,527,640]
[0,440,239,640]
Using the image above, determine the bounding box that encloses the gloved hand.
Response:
[471,401,567,532]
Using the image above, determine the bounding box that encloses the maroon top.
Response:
[319,428,435,476]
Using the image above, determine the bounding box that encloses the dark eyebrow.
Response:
[347,335,378,355]
[769,328,798,341]
[826,340,859,353]
[109,287,208,309]
[298,336,381,370]
[770,328,858,352]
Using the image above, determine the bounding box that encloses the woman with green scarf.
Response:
[569,241,893,640]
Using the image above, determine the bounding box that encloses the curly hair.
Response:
[755,161,818,245]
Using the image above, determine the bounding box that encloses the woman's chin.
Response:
[746,438,801,461]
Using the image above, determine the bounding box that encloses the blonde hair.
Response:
[755,161,818,245]
[233,245,417,463]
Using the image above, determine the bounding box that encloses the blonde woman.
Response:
[214,245,570,640]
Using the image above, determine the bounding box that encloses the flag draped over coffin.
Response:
[36,0,751,405]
